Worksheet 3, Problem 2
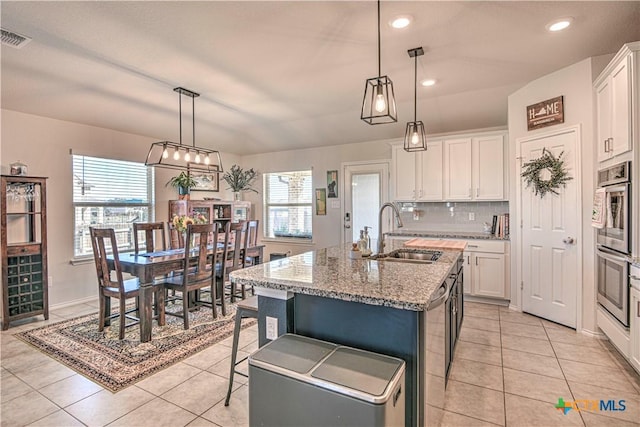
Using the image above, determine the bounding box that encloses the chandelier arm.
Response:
[192,94,196,149]
[414,55,418,122]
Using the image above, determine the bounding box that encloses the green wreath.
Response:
[521,148,572,197]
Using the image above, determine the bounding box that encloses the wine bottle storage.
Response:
[2,175,49,330]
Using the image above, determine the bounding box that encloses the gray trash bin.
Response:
[249,334,405,427]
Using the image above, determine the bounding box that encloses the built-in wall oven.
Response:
[596,161,631,328]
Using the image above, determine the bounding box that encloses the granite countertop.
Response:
[386,230,509,241]
[230,241,461,312]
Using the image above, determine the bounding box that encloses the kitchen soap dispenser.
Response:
[362,226,372,256]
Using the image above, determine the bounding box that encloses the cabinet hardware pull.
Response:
[476,188,479,197]
[637,301,640,318]
[467,244,478,248]
[466,256,470,264]
[475,257,478,266]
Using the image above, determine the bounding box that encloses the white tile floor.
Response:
[1,301,639,426]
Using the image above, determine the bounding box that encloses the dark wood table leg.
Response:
[139,285,153,343]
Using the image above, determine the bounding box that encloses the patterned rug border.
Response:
[15,309,255,393]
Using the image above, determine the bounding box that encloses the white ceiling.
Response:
[2,1,639,155]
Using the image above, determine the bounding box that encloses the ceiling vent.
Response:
[1,28,32,49]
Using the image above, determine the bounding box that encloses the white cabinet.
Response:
[595,44,636,162]
[444,133,505,201]
[392,141,443,201]
[463,240,508,299]
[630,271,640,373]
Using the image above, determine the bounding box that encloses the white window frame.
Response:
[263,170,313,242]
[72,154,155,259]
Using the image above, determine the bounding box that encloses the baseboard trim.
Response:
[50,295,97,311]
[580,328,606,339]
[463,294,509,307]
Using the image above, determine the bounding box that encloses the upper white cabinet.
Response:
[443,132,506,201]
[392,141,443,201]
[393,130,507,202]
[595,42,639,162]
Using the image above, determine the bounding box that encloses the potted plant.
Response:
[222,164,258,200]
[166,171,197,200]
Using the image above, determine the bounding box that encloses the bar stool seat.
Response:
[224,295,258,406]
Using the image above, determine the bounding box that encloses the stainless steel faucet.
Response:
[377,202,404,255]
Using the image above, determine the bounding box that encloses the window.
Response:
[73,155,154,257]
[263,170,312,240]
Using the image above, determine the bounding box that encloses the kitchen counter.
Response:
[387,229,509,241]
[230,243,463,427]
[230,241,460,311]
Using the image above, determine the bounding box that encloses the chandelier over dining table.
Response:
[145,87,224,174]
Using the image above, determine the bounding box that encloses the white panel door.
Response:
[520,128,579,328]
[418,140,443,201]
[392,145,417,201]
[473,135,504,200]
[444,138,472,200]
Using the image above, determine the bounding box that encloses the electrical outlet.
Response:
[468,212,475,221]
[266,316,278,340]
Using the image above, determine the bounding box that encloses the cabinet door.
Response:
[596,77,612,162]
[392,144,417,201]
[444,138,472,200]
[630,287,640,373]
[473,135,504,200]
[417,140,443,201]
[611,58,631,157]
[462,251,472,294]
[472,253,506,298]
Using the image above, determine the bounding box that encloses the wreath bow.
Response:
[521,148,572,197]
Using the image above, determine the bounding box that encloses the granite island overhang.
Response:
[230,242,464,427]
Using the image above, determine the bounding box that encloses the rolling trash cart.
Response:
[248,334,406,426]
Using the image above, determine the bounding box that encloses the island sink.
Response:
[374,248,443,264]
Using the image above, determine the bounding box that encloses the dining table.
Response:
[107,243,264,342]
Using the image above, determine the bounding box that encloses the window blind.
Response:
[264,170,312,239]
[72,155,154,257]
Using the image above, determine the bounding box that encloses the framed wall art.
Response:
[315,188,326,215]
[327,170,338,198]
[192,170,220,192]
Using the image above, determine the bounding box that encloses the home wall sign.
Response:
[527,96,564,130]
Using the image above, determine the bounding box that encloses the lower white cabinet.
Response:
[463,240,508,299]
[630,285,640,373]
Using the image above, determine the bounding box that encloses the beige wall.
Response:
[507,54,612,334]
[1,109,240,307]
[239,140,393,260]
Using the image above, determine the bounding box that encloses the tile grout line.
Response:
[499,306,508,427]
[541,321,586,426]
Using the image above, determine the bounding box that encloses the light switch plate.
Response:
[468,212,475,221]
[330,200,340,209]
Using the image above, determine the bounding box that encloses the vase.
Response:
[233,191,242,201]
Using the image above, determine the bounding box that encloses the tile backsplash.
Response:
[397,201,509,233]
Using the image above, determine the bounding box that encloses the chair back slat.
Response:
[133,222,167,253]
[89,227,125,293]
[229,221,248,271]
[245,220,259,248]
[181,223,216,286]
[168,221,185,249]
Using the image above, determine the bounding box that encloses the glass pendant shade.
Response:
[361,0,397,125]
[404,121,427,151]
[361,76,397,124]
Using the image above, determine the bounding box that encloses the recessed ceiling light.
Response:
[546,17,573,32]
[389,15,412,29]
[421,79,436,87]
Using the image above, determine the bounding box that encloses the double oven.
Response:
[596,161,632,327]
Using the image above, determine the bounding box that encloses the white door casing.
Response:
[341,161,390,245]
[518,126,581,328]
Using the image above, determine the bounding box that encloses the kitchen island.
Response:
[230,242,463,427]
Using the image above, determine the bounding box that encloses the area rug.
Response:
[15,303,255,392]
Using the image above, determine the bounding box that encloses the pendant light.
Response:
[404,47,427,152]
[145,87,223,173]
[361,0,397,125]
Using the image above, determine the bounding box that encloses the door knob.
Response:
[563,237,575,245]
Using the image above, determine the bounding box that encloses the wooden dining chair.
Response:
[133,222,167,253]
[167,221,185,249]
[89,227,165,339]
[243,219,260,267]
[161,223,227,329]
[226,221,248,302]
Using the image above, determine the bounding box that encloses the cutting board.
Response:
[403,238,467,251]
